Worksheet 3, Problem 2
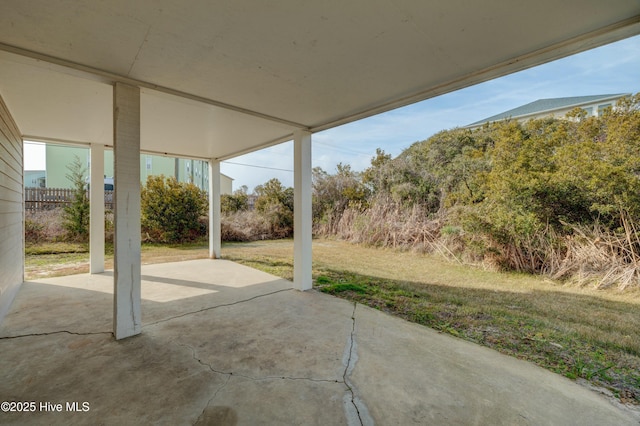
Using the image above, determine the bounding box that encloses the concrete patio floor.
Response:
[0,259,638,425]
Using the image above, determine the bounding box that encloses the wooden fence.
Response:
[25,187,114,211]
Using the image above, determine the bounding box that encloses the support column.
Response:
[293,130,312,291]
[208,159,221,259]
[90,143,105,274]
[113,83,141,340]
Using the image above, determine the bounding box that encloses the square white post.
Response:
[293,130,312,291]
[113,82,141,339]
[209,159,221,259]
[90,143,105,274]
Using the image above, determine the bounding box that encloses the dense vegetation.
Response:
[220,178,295,241]
[221,94,640,289]
[310,94,640,289]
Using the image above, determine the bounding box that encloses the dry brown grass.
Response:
[315,201,640,290]
[319,201,445,253]
[221,210,289,241]
[25,208,115,245]
[552,221,640,290]
[223,239,640,300]
[25,209,67,243]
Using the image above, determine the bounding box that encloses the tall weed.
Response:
[553,216,640,290]
[221,210,290,241]
[25,209,67,243]
[315,197,444,253]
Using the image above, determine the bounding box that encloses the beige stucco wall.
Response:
[0,92,24,323]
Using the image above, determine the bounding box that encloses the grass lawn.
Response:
[25,238,640,404]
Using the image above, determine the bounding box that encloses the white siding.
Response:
[0,93,23,323]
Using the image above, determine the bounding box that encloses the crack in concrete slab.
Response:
[195,374,232,425]
[343,302,363,426]
[180,342,235,377]
[0,330,112,340]
[179,342,342,384]
[144,288,293,328]
[342,302,373,426]
[180,339,350,424]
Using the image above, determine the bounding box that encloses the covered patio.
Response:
[1,1,640,338]
[1,1,640,423]
[1,260,638,424]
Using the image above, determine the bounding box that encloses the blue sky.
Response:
[25,35,640,191]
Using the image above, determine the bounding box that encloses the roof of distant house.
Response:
[466,93,630,127]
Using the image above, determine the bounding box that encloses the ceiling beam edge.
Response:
[216,133,295,161]
[0,42,308,131]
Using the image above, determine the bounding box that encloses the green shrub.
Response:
[141,175,207,243]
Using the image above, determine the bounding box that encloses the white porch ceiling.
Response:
[0,0,639,160]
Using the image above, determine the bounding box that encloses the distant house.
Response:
[465,93,630,129]
[24,170,46,188]
[41,144,233,194]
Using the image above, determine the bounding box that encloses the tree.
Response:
[254,178,294,236]
[221,185,249,214]
[363,134,485,212]
[362,148,392,194]
[62,156,90,241]
[313,163,370,224]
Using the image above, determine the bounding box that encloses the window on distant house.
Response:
[597,103,612,116]
[582,107,593,116]
[146,157,152,170]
